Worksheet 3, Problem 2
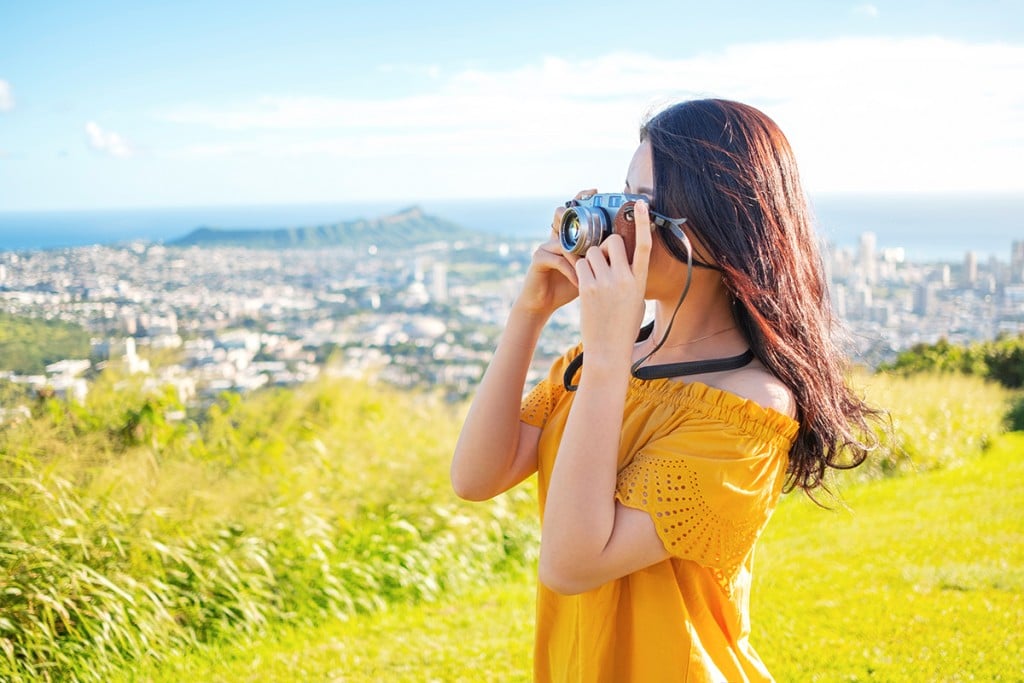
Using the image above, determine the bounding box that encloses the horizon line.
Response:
[4,189,1024,215]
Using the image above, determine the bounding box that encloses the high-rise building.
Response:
[858,232,877,284]
[431,262,448,303]
[831,283,847,319]
[963,251,978,286]
[914,282,939,317]
[1012,241,1024,283]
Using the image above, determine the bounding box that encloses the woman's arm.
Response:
[450,304,547,501]
[539,354,671,594]
[539,201,671,594]
[451,227,581,501]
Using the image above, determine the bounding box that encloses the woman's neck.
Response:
[645,286,747,361]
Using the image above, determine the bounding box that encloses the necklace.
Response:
[649,325,737,349]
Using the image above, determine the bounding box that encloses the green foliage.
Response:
[880,333,1024,388]
[128,433,1024,681]
[0,366,1013,680]
[0,374,537,681]
[839,372,1013,485]
[1006,395,1024,431]
[0,313,92,375]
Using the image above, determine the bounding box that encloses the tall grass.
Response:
[0,367,1013,680]
[0,373,537,681]
[837,371,1014,485]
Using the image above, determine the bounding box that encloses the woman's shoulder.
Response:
[625,363,799,448]
[708,363,797,419]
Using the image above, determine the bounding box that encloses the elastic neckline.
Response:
[624,373,800,443]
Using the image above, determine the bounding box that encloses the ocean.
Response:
[0,194,1021,262]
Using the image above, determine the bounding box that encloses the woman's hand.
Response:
[512,189,596,318]
[575,199,653,364]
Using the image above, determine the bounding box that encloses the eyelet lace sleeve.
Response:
[520,343,581,428]
[615,418,792,592]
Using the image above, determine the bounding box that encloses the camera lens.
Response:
[559,206,611,256]
[564,215,581,247]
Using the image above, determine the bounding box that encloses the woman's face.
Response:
[624,140,686,300]
[624,140,656,204]
[625,140,722,301]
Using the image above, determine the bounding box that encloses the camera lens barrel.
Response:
[559,206,613,255]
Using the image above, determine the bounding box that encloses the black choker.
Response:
[562,323,754,392]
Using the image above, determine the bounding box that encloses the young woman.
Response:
[451,99,878,682]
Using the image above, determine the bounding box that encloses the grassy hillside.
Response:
[841,371,1014,483]
[0,368,1016,681]
[125,432,1024,682]
[754,431,1024,680]
[0,372,535,682]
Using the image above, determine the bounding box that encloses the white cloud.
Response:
[159,37,1024,194]
[0,80,13,111]
[85,121,134,158]
[377,63,442,79]
[853,4,880,19]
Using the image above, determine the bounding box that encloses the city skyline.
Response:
[1,1,1023,215]
[1,222,1021,405]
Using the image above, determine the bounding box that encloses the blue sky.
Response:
[1,0,1022,211]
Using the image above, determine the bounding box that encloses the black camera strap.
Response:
[562,323,755,391]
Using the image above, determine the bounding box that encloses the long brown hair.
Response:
[641,99,880,492]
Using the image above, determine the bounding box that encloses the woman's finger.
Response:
[539,236,579,264]
[535,243,579,286]
[631,199,654,283]
[551,208,565,234]
[585,245,611,279]
[602,234,630,272]
[574,254,595,288]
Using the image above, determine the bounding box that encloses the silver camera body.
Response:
[559,193,648,257]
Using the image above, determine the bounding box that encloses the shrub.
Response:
[835,372,1013,487]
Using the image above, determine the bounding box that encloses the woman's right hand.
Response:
[513,189,595,317]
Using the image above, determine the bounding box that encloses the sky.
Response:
[1,0,1022,212]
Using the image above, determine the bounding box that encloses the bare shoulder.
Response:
[713,364,797,419]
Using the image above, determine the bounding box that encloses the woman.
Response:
[451,99,878,682]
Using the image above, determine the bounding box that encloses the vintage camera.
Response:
[559,193,648,260]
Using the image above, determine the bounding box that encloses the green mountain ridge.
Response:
[169,205,479,248]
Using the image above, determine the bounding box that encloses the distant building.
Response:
[831,283,847,319]
[963,251,978,286]
[1012,241,1024,283]
[431,262,448,303]
[914,282,940,317]
[45,359,90,377]
[859,232,877,285]
[125,338,150,375]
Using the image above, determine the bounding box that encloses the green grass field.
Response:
[753,432,1024,681]
[126,431,1024,682]
[1,369,1017,681]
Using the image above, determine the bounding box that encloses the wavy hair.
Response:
[641,99,881,492]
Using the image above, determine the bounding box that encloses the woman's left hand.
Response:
[575,200,653,366]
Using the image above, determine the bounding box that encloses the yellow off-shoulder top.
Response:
[521,343,799,682]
